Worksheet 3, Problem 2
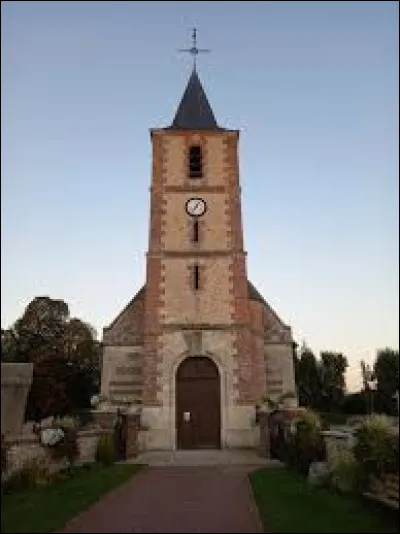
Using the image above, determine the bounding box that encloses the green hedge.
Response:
[318,412,349,428]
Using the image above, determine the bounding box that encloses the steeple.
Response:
[167,29,221,131]
[170,68,220,130]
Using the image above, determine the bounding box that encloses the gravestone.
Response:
[1,363,33,436]
[308,461,330,487]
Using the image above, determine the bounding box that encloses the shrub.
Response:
[74,409,95,428]
[347,415,366,428]
[61,427,79,465]
[96,434,116,466]
[2,457,54,493]
[41,417,79,467]
[1,435,7,472]
[328,449,360,494]
[293,425,326,476]
[353,415,396,485]
[319,412,348,428]
[54,415,76,429]
[42,427,78,466]
[299,409,323,431]
[281,432,296,467]
[284,410,326,476]
[384,432,399,474]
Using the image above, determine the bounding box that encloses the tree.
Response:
[64,318,101,411]
[360,360,375,414]
[2,296,100,421]
[292,341,300,385]
[318,351,348,412]
[13,297,69,360]
[342,392,368,415]
[296,342,321,409]
[262,391,297,411]
[1,328,19,362]
[373,348,399,415]
[26,349,72,421]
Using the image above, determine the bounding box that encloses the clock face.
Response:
[185,197,207,217]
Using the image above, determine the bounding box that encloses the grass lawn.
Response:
[249,467,399,533]
[1,463,144,533]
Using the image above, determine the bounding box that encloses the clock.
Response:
[185,197,207,217]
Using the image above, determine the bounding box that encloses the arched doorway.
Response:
[176,356,221,449]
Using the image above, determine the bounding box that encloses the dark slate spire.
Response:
[170,68,219,130]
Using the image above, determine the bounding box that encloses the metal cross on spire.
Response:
[178,28,211,70]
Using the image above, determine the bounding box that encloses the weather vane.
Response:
[178,28,211,69]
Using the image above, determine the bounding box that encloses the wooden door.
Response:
[176,357,221,449]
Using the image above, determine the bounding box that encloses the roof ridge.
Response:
[103,284,146,331]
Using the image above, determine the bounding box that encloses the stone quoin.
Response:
[99,52,297,451]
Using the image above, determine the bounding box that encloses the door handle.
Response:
[183,411,191,422]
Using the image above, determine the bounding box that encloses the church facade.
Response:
[99,66,297,451]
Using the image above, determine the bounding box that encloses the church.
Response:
[99,47,297,451]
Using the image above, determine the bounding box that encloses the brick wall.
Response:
[142,129,277,410]
[143,130,244,407]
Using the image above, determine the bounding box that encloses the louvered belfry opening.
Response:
[189,145,202,178]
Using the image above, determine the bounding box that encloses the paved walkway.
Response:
[132,448,280,467]
[61,451,272,533]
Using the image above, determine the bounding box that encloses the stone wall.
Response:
[99,121,298,450]
[100,346,144,404]
[103,287,145,346]
[321,429,355,462]
[322,425,398,462]
[94,410,141,460]
[1,363,33,436]
[139,328,261,450]
[3,428,113,476]
[257,410,270,458]
[264,343,297,403]
[162,257,234,324]
[163,193,231,251]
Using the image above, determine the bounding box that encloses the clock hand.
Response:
[193,201,202,212]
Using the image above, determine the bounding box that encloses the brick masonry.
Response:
[101,127,297,449]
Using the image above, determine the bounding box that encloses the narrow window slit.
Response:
[194,264,200,290]
[193,220,199,242]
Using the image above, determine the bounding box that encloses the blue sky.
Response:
[1,1,398,391]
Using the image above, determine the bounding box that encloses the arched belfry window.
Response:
[189,145,203,178]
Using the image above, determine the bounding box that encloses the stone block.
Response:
[1,363,33,436]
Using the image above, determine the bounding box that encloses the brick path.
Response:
[60,465,264,533]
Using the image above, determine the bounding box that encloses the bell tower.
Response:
[139,32,273,450]
[143,66,252,394]
[99,31,296,450]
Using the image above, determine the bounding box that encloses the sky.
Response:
[1,1,399,392]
